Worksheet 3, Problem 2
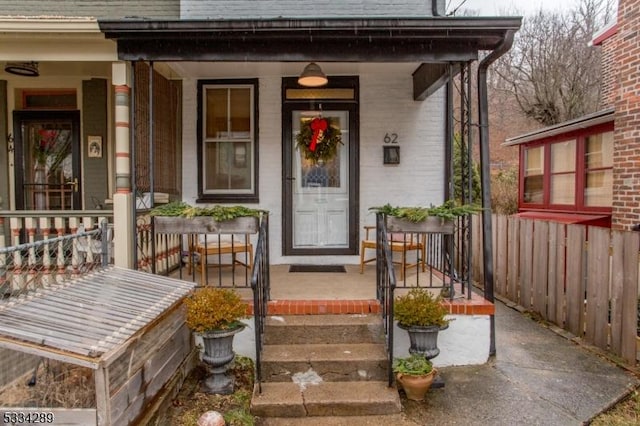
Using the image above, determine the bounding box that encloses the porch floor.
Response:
[168,263,493,315]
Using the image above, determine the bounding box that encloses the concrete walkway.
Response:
[412,300,640,425]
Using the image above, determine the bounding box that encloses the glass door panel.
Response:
[291,110,349,249]
[14,111,81,210]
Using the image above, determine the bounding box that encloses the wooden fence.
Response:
[471,214,639,364]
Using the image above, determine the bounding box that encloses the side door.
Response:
[13,111,81,210]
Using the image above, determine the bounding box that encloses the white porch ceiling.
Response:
[166,62,423,79]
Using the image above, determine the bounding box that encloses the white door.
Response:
[291,110,349,249]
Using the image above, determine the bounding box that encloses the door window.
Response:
[292,111,349,249]
[14,111,81,211]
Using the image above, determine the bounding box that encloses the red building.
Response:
[506,0,640,231]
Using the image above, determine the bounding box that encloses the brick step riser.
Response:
[262,360,388,383]
[263,324,385,345]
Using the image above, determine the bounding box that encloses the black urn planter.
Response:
[199,324,245,394]
[398,323,448,360]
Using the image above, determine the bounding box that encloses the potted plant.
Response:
[393,353,437,401]
[370,200,481,234]
[151,202,265,234]
[395,287,450,359]
[184,287,250,394]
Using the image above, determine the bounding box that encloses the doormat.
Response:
[289,265,347,273]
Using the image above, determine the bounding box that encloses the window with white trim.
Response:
[198,79,258,202]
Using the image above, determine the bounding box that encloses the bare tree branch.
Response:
[490,0,615,126]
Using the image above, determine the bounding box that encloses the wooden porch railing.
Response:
[0,210,182,278]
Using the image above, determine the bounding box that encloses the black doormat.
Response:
[289,264,347,273]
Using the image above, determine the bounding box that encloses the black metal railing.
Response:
[0,222,110,300]
[391,217,470,301]
[452,215,473,299]
[151,218,256,288]
[250,214,270,394]
[375,213,397,387]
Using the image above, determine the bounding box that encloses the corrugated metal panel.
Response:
[503,108,615,146]
[0,267,194,358]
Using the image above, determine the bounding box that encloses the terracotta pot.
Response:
[396,369,437,401]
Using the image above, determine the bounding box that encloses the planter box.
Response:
[153,216,259,234]
[386,216,455,234]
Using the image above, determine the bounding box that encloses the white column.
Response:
[112,62,134,268]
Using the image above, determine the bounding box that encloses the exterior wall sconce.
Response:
[383,146,400,165]
[298,62,328,87]
[4,62,39,77]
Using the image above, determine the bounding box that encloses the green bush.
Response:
[184,287,249,333]
[393,354,434,375]
[491,168,519,215]
[394,288,450,327]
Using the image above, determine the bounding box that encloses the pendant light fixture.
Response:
[298,62,328,87]
[4,62,39,77]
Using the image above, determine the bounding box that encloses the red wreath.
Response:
[296,116,343,163]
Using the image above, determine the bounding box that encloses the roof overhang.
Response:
[503,108,615,147]
[590,20,618,46]
[0,17,117,61]
[0,16,100,32]
[98,17,522,62]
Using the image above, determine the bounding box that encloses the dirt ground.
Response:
[161,357,255,426]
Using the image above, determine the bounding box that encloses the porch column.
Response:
[112,62,134,268]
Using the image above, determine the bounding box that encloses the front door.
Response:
[13,111,81,210]
[283,82,359,255]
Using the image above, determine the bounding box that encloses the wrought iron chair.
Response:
[359,226,426,280]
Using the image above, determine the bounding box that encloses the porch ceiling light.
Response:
[298,62,328,87]
[4,61,39,77]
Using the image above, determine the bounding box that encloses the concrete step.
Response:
[250,381,402,418]
[261,343,388,382]
[264,314,384,345]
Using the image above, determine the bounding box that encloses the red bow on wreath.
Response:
[309,117,328,152]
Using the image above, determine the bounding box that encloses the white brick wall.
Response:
[182,65,445,264]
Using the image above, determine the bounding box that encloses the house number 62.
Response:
[384,133,398,144]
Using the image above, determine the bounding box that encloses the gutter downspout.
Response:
[432,0,443,16]
[477,29,516,357]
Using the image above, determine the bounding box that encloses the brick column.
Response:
[112,62,135,267]
[612,0,640,230]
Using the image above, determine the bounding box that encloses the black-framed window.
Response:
[197,79,259,203]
